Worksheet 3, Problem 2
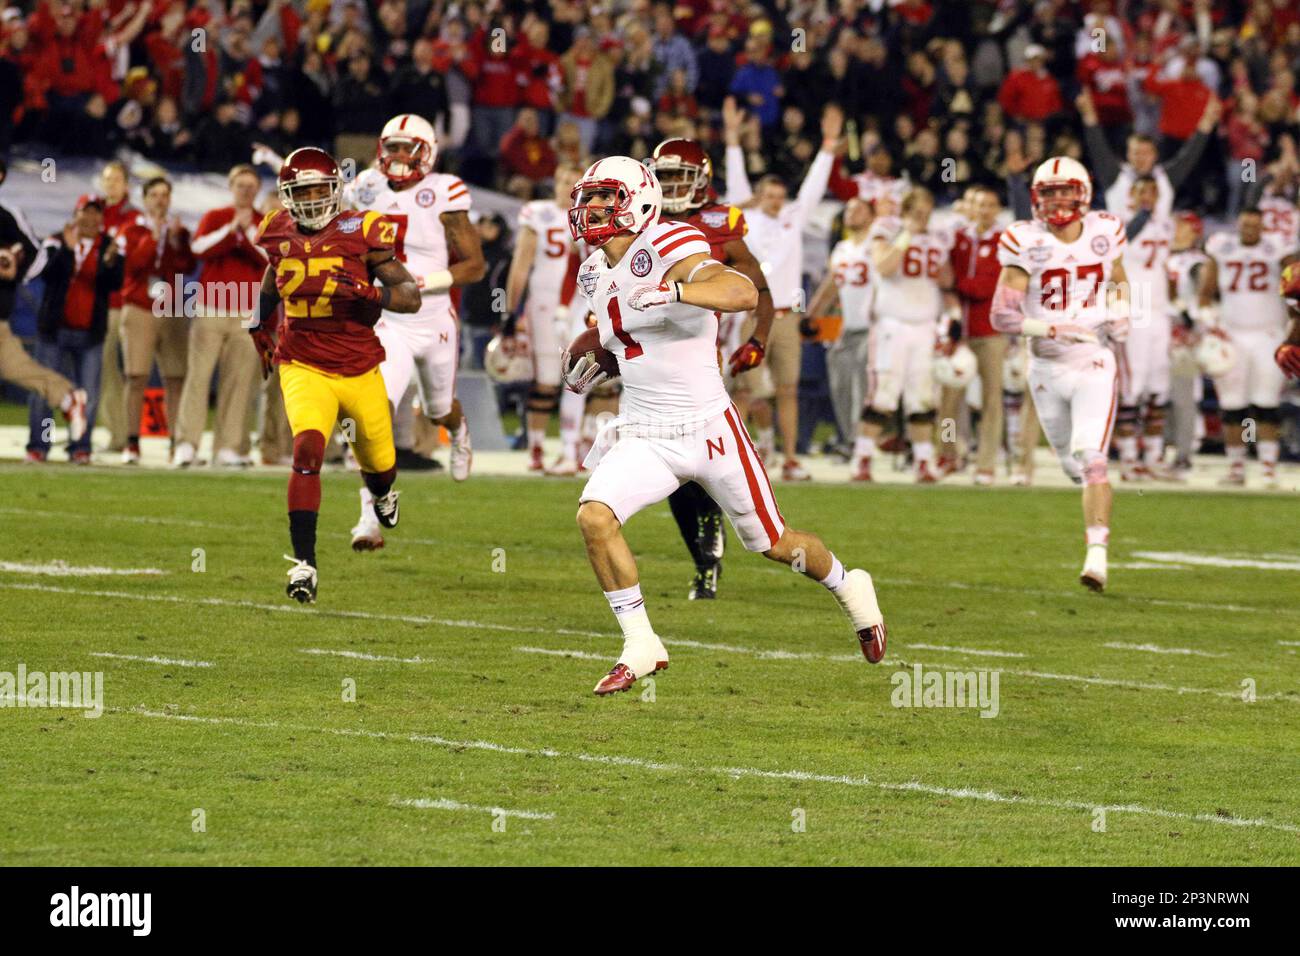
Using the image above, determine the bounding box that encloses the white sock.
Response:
[913,441,934,466]
[559,392,583,460]
[1085,524,1109,548]
[1259,439,1279,468]
[1226,444,1246,467]
[819,554,847,592]
[360,486,374,507]
[1117,434,1138,465]
[1143,435,1164,467]
[757,427,774,452]
[852,435,875,464]
[528,427,545,454]
[604,584,655,642]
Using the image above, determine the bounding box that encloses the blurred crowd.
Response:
[1,0,1299,213]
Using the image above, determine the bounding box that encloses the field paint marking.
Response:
[1280,641,1300,648]
[8,506,1297,618]
[117,706,1300,835]
[90,652,213,668]
[1131,551,1300,572]
[393,797,554,820]
[1103,642,1227,659]
[1104,562,1192,571]
[0,560,165,577]
[300,648,431,664]
[6,582,1292,704]
[516,646,607,661]
[906,643,1026,659]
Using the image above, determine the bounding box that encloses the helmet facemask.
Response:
[378,135,433,183]
[654,161,707,214]
[569,180,634,246]
[1032,181,1087,228]
[280,176,341,230]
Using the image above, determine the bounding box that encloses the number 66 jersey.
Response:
[998,210,1127,364]
[575,220,724,426]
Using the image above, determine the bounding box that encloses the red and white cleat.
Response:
[450,417,472,481]
[527,445,545,473]
[915,460,939,484]
[973,469,994,486]
[834,568,887,664]
[593,660,668,696]
[544,456,580,477]
[851,457,873,482]
[782,458,812,481]
[1218,463,1246,487]
[935,455,961,478]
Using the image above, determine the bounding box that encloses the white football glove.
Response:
[560,348,609,395]
[627,282,680,311]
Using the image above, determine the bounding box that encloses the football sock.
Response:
[362,467,396,498]
[1085,525,1109,548]
[913,441,934,466]
[819,554,847,592]
[1116,434,1138,466]
[559,391,583,460]
[604,584,654,641]
[1226,444,1246,468]
[852,435,875,464]
[1143,434,1165,468]
[288,510,318,567]
[1259,440,1279,470]
[528,427,545,455]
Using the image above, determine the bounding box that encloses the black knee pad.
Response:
[1220,407,1248,427]
[861,408,890,427]
[1116,404,1140,428]
[527,385,559,414]
[906,411,935,426]
[1249,405,1281,425]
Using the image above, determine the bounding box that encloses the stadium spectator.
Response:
[650,3,698,100]
[390,38,450,137]
[459,211,511,369]
[696,25,737,114]
[193,98,255,173]
[118,176,193,465]
[513,17,562,135]
[468,14,521,162]
[1076,31,1134,152]
[729,27,782,131]
[557,26,613,155]
[172,164,265,468]
[997,45,1064,124]
[1143,47,1215,149]
[332,50,386,164]
[26,195,123,464]
[499,108,557,189]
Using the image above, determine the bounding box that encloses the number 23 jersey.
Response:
[255,208,397,375]
[576,221,726,427]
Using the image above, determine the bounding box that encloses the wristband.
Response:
[421,269,454,294]
[1021,318,1051,338]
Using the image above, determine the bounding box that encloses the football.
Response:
[567,326,620,378]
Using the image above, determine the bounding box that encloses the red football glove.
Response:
[250,327,276,378]
[728,336,765,375]
[1276,342,1300,378]
[329,269,383,305]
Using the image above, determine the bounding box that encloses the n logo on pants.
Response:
[707,436,725,460]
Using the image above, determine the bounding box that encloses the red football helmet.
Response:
[568,156,663,246]
[1175,210,1204,241]
[377,113,437,184]
[278,147,341,230]
[1030,156,1092,228]
[648,138,712,214]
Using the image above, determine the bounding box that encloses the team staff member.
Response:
[118,176,194,464]
[96,160,140,454]
[174,163,266,467]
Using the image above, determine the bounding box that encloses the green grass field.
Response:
[0,463,1297,865]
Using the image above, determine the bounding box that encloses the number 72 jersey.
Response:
[1204,231,1295,332]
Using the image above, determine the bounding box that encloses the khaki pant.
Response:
[0,320,71,405]
[257,366,294,464]
[121,304,188,378]
[98,306,127,449]
[938,335,1008,474]
[1013,382,1041,474]
[175,313,261,456]
[731,310,801,400]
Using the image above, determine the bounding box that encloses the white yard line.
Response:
[1102,642,1227,659]
[90,652,213,668]
[300,648,431,664]
[1280,641,1300,648]
[1131,551,1300,572]
[516,646,607,661]
[906,643,1026,659]
[392,797,554,820]
[0,560,164,577]
[116,706,1300,835]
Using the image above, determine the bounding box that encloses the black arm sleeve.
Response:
[1082,123,1122,190]
[1125,208,1152,241]
[1241,171,1271,210]
[1162,130,1211,189]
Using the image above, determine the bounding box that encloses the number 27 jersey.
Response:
[576,221,725,426]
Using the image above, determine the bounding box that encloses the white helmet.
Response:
[378,114,437,183]
[484,334,533,384]
[1196,331,1237,378]
[568,156,662,246]
[933,343,979,389]
[1031,156,1092,227]
[1003,341,1028,394]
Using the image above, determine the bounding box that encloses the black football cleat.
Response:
[284,556,318,604]
[689,563,720,600]
[372,489,400,529]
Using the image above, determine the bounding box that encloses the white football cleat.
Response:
[544,456,580,477]
[61,388,88,444]
[834,569,887,663]
[594,634,670,695]
[450,417,472,481]
[284,555,318,603]
[351,488,384,551]
[1080,545,1108,593]
[215,448,251,468]
[171,441,196,468]
[120,445,141,465]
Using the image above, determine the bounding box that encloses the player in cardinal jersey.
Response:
[858,186,957,482]
[808,197,875,454]
[505,161,583,472]
[1115,175,1177,480]
[992,156,1131,592]
[565,156,886,695]
[649,136,775,601]
[1164,211,1209,474]
[1278,260,1300,379]
[344,114,487,548]
[1198,207,1300,487]
[252,148,422,602]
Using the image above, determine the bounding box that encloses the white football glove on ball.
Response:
[560,349,609,395]
[627,282,680,311]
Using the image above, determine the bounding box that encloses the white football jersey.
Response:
[576,221,726,427]
[518,199,575,316]
[1204,231,1295,332]
[828,234,874,332]
[1259,195,1300,248]
[868,216,953,324]
[852,171,909,207]
[1166,248,1207,314]
[344,167,471,320]
[998,210,1127,361]
[1123,215,1174,325]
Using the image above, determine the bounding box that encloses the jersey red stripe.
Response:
[657,234,709,258]
[724,407,780,547]
[651,224,700,248]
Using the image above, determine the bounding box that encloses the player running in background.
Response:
[808,196,874,462]
[1198,207,1299,487]
[1114,175,1176,481]
[992,157,1131,592]
[505,162,583,472]
[253,148,421,603]
[346,115,486,547]
[857,186,957,483]
[649,136,775,600]
[1165,211,1209,476]
[565,156,886,695]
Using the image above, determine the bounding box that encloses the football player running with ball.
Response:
[991,157,1131,592]
[564,157,887,696]
[253,148,422,603]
